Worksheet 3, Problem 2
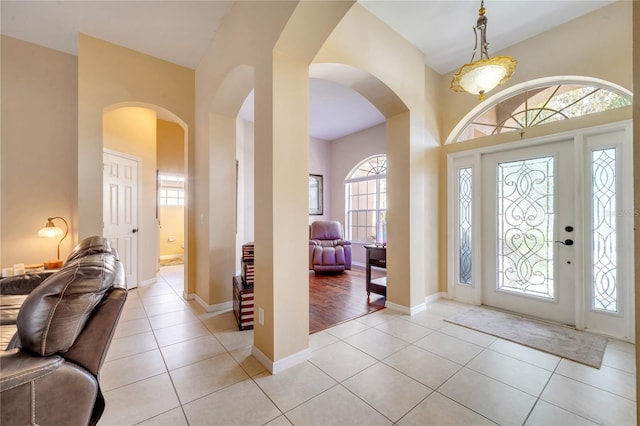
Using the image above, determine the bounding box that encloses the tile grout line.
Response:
[136,275,188,424]
[156,266,291,425]
[110,268,636,425]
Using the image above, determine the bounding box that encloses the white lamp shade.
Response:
[38,226,64,238]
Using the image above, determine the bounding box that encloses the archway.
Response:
[196,1,436,373]
[103,102,190,295]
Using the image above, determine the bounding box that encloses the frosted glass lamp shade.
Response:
[451,56,517,101]
[38,225,64,238]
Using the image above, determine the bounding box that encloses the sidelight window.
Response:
[590,148,618,312]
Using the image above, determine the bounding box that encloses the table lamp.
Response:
[37,216,68,269]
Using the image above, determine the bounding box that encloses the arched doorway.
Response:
[103,103,190,295]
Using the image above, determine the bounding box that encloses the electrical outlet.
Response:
[258,307,264,325]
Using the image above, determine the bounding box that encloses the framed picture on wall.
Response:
[309,174,323,215]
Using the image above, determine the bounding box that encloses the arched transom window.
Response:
[452,80,632,143]
[345,155,387,243]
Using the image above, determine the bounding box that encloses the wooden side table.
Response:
[365,245,387,297]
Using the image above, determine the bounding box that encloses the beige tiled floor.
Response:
[99,265,637,425]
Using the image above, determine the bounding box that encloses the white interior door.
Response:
[103,150,139,289]
[482,140,576,325]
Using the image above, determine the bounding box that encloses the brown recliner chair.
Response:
[0,236,127,426]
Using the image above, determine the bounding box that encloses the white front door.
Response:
[103,150,139,289]
[482,140,576,325]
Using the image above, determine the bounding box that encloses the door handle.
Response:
[555,239,574,246]
[132,229,138,234]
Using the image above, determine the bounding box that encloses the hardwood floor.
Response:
[309,266,385,334]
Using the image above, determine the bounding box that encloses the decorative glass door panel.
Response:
[458,167,473,285]
[591,148,618,312]
[497,156,555,299]
[482,141,575,326]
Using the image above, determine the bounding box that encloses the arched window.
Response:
[450,78,632,143]
[345,155,387,243]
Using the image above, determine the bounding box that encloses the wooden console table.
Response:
[365,245,387,297]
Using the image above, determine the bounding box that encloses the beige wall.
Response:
[157,120,185,173]
[309,136,331,223]
[632,1,639,415]
[0,36,77,267]
[237,118,254,275]
[159,207,184,258]
[78,34,194,287]
[157,120,185,257]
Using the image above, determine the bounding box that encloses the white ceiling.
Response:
[0,1,234,69]
[1,0,616,140]
[360,1,615,75]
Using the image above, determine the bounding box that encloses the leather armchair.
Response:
[309,221,351,273]
[0,236,127,426]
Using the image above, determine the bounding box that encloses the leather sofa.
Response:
[309,220,352,273]
[0,236,127,426]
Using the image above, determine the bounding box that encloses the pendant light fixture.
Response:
[451,0,517,101]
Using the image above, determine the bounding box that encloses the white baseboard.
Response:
[183,292,195,301]
[351,261,365,268]
[385,292,446,315]
[385,301,427,315]
[194,295,233,313]
[251,345,311,374]
[424,292,445,305]
[140,277,157,287]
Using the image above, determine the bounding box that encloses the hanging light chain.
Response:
[477,0,489,61]
[450,0,518,100]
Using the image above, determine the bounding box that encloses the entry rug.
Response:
[445,307,608,368]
